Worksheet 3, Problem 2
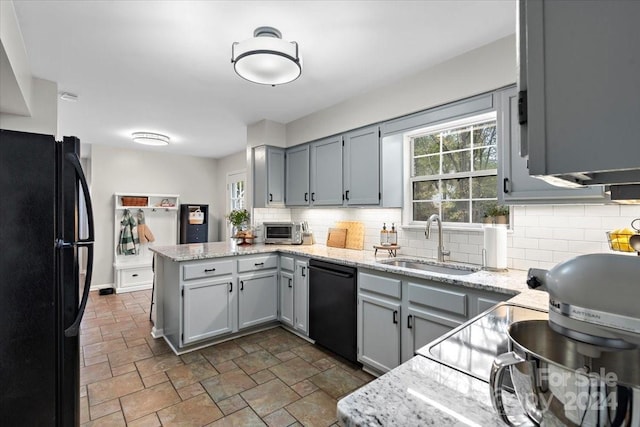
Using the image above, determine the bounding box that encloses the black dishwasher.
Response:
[308,259,357,363]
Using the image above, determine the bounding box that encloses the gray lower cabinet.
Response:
[183,277,234,345]
[358,293,401,373]
[357,269,510,374]
[279,270,294,328]
[238,271,278,330]
[293,259,309,335]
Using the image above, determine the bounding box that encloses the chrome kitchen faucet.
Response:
[425,214,450,262]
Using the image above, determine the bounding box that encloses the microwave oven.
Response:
[263,222,303,245]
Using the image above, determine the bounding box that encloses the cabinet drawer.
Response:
[408,282,467,317]
[182,260,234,281]
[120,266,154,287]
[280,256,295,272]
[238,254,278,273]
[359,272,401,299]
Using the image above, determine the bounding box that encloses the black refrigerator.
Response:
[0,129,94,426]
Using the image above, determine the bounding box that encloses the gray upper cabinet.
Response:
[253,146,285,208]
[285,144,310,206]
[343,125,380,205]
[518,0,640,186]
[310,135,343,206]
[497,86,606,204]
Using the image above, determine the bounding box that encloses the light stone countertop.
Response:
[150,242,533,297]
[150,241,548,426]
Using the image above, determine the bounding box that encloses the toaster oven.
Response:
[263,222,303,245]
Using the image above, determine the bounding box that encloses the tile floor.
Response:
[80,289,374,426]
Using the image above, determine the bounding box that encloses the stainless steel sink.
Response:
[377,258,479,275]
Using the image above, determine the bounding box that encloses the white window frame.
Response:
[226,170,246,239]
[403,112,498,228]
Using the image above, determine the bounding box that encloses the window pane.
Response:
[413,134,440,156]
[413,181,439,201]
[473,147,497,170]
[441,201,469,223]
[472,176,497,198]
[472,200,497,223]
[473,123,497,147]
[442,129,470,151]
[442,178,469,200]
[442,150,470,174]
[413,202,439,222]
[414,155,440,176]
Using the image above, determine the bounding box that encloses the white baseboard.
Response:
[90,283,114,292]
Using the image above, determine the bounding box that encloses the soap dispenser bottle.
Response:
[389,223,398,245]
[380,223,388,245]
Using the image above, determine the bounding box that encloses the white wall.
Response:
[0,77,57,135]
[286,35,516,146]
[214,150,246,239]
[90,144,218,286]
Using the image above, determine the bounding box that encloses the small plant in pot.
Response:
[226,209,253,243]
[483,203,510,225]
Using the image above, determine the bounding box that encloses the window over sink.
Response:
[405,112,498,225]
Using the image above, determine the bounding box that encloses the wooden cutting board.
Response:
[326,228,348,248]
[335,221,365,250]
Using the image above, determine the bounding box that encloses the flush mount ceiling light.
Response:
[131,132,170,146]
[231,26,301,86]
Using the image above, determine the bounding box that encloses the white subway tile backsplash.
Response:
[524,227,554,239]
[513,237,539,249]
[552,228,584,241]
[553,205,585,216]
[524,249,553,262]
[584,205,621,217]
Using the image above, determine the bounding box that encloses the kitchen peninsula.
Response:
[150,242,548,425]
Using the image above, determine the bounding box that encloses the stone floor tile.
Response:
[84,354,109,367]
[124,337,146,348]
[81,361,112,386]
[290,379,319,397]
[258,335,307,355]
[285,390,337,427]
[80,396,89,424]
[214,360,239,373]
[81,410,126,427]
[121,326,153,341]
[251,369,276,385]
[273,351,297,362]
[141,371,169,388]
[126,413,161,427]
[176,382,206,401]
[269,357,320,386]
[89,398,121,420]
[237,341,263,353]
[262,408,296,427]
[312,358,336,371]
[216,394,248,415]
[180,350,205,365]
[111,362,137,377]
[80,385,87,398]
[145,336,173,355]
[166,359,218,389]
[240,378,301,417]
[87,371,144,406]
[120,381,181,422]
[206,406,266,427]
[202,369,257,402]
[108,343,154,368]
[308,366,364,398]
[83,337,127,359]
[135,353,184,378]
[157,393,224,426]
[201,341,246,365]
[291,345,329,364]
[234,349,281,375]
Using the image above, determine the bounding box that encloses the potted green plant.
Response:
[483,203,510,225]
[226,209,252,243]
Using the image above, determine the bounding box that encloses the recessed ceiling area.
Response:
[11,1,515,158]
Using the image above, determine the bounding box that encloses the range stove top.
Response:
[418,303,548,383]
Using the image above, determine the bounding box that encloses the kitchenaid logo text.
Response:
[570,308,601,320]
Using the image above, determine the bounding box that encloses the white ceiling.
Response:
[12,1,515,158]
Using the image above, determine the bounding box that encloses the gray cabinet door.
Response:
[520,0,640,181]
[344,125,380,205]
[357,293,401,373]
[279,271,294,328]
[183,278,234,344]
[238,271,278,329]
[285,144,310,206]
[497,87,606,204]
[310,136,343,205]
[267,148,285,206]
[293,260,308,335]
[403,305,462,363]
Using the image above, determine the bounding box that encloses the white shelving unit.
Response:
[113,192,179,293]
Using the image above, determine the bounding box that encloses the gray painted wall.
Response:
[90,143,218,286]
